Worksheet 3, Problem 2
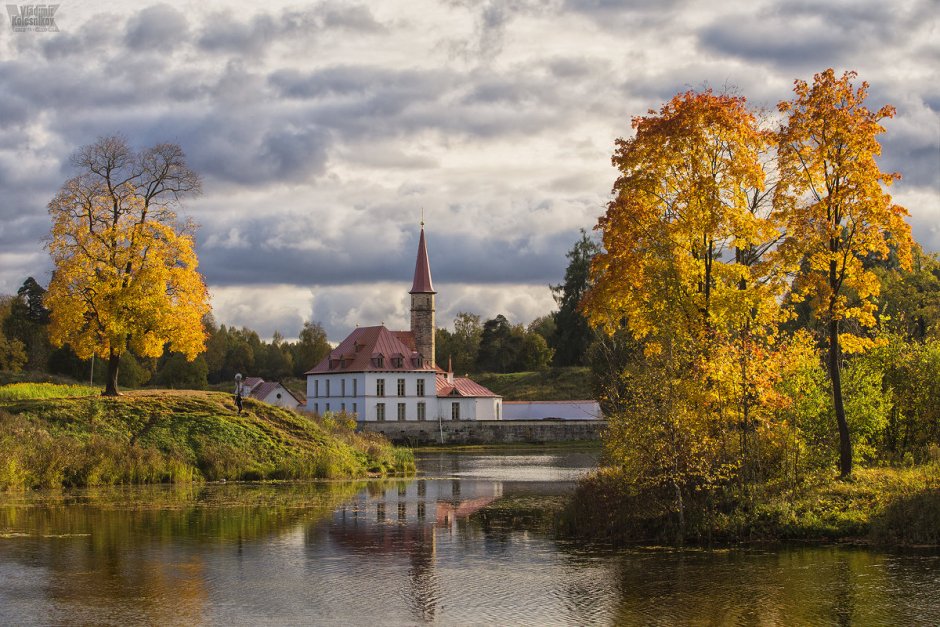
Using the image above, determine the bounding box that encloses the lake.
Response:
[1,449,938,625]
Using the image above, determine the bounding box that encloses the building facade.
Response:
[305,225,501,422]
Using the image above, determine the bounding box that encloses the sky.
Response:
[1,0,937,343]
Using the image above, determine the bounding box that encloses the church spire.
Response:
[410,223,436,367]
[410,223,435,295]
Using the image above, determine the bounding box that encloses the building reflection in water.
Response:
[326,476,503,621]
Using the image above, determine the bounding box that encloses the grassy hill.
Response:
[472,367,593,401]
[0,384,413,491]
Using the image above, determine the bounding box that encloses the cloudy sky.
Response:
[1,0,937,342]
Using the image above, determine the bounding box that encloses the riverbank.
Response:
[0,385,413,490]
[563,464,940,547]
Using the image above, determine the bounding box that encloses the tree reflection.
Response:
[0,482,361,624]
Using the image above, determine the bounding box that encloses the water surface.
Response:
[1,449,937,625]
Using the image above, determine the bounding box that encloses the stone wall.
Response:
[359,419,605,445]
[410,292,435,366]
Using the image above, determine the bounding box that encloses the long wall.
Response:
[359,419,604,445]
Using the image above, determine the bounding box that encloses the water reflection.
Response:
[608,547,940,626]
[0,451,938,626]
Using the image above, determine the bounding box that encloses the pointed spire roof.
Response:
[410,224,436,294]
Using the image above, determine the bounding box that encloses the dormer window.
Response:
[392,356,403,368]
[372,353,384,368]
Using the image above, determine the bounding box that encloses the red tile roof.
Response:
[243,377,264,392]
[247,381,305,404]
[410,227,435,294]
[435,373,499,398]
[305,326,439,374]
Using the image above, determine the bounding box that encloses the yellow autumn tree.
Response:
[583,91,787,524]
[776,69,913,477]
[46,135,209,396]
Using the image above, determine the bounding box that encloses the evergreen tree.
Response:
[552,231,600,366]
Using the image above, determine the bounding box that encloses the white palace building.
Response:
[305,225,502,422]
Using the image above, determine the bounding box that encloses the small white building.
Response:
[244,378,305,410]
[305,225,501,422]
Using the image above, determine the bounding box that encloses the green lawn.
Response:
[0,385,413,490]
[473,367,593,401]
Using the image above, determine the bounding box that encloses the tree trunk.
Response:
[104,348,121,396]
[828,318,852,477]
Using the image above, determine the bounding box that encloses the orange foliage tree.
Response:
[583,90,786,520]
[46,136,209,396]
[775,69,913,477]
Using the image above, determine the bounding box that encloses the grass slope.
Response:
[0,387,413,490]
[473,367,593,401]
[566,464,940,546]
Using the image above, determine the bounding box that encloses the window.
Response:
[341,379,346,396]
[376,403,385,422]
[417,402,426,421]
[314,380,319,398]
[353,378,357,396]
[451,402,460,421]
[341,402,346,412]
[397,403,406,421]
[416,378,425,397]
[314,402,318,414]
[352,402,358,415]
[397,378,405,396]
[325,379,330,397]
[376,378,385,397]
[497,402,501,420]
[325,403,330,412]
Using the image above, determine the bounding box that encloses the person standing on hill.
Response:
[234,373,244,414]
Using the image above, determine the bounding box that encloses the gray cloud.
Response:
[125,4,189,52]
[699,21,852,69]
[196,2,383,55]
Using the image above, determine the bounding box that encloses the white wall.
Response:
[307,372,501,421]
[502,401,601,421]
[257,386,302,410]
